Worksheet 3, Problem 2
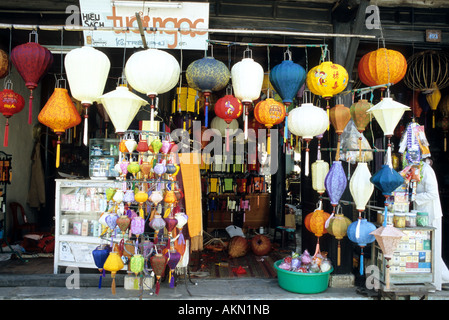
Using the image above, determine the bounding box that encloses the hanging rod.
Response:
[207,39,328,48]
[0,23,376,40]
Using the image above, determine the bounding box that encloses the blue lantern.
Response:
[370,165,404,226]
[92,244,111,288]
[269,50,306,141]
[186,56,230,127]
[348,218,376,275]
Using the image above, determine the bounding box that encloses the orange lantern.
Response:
[0,49,9,79]
[304,208,331,256]
[350,99,373,159]
[0,80,25,147]
[254,98,286,154]
[38,82,82,168]
[358,48,407,90]
[329,103,351,161]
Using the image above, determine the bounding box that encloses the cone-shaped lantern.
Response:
[231,48,264,140]
[326,213,351,266]
[125,48,180,131]
[288,102,329,176]
[11,32,53,124]
[269,49,306,141]
[0,80,25,147]
[99,85,148,136]
[186,55,230,127]
[349,162,374,213]
[38,83,82,168]
[426,82,441,128]
[330,103,351,161]
[254,98,286,154]
[312,160,329,198]
[370,225,405,289]
[91,244,111,289]
[348,218,376,275]
[304,207,330,257]
[65,46,110,146]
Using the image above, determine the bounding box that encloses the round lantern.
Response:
[11,32,53,125]
[0,49,9,79]
[324,160,347,214]
[288,102,329,176]
[65,46,110,145]
[311,160,330,198]
[329,103,351,161]
[0,80,25,147]
[38,83,82,168]
[125,48,180,129]
[439,94,449,117]
[304,208,331,256]
[326,213,352,266]
[347,218,376,275]
[214,93,243,151]
[426,82,441,128]
[186,56,230,127]
[269,50,306,140]
[439,116,449,152]
[210,116,239,136]
[99,85,148,135]
[254,98,286,154]
[358,48,407,89]
[231,48,264,139]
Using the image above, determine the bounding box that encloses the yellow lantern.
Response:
[426,82,441,128]
[103,251,124,295]
[326,213,352,266]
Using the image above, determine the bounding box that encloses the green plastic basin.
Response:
[274,259,333,294]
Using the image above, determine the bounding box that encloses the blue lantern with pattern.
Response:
[269,49,306,141]
[348,218,376,275]
[186,56,230,127]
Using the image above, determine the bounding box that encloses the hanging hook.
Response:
[284,46,292,61]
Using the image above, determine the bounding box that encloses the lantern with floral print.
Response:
[304,206,331,257]
[254,98,286,154]
[11,31,53,124]
[214,91,243,151]
[0,79,25,147]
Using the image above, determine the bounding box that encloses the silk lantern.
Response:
[304,208,330,256]
[0,49,8,79]
[92,244,111,289]
[311,160,329,199]
[370,225,405,289]
[130,253,145,289]
[347,218,376,275]
[367,97,410,166]
[269,50,306,141]
[99,85,148,135]
[38,84,82,168]
[254,98,286,154]
[306,61,348,117]
[65,46,110,145]
[288,102,329,176]
[324,160,347,215]
[358,48,407,89]
[426,82,441,128]
[231,48,264,140]
[165,246,181,288]
[349,162,374,215]
[371,165,404,227]
[150,253,167,295]
[11,33,53,124]
[326,213,351,266]
[125,48,180,130]
[0,80,25,147]
[186,56,230,127]
[214,93,243,151]
[350,99,373,160]
[103,251,124,295]
[329,104,351,161]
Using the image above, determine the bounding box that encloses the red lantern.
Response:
[11,32,53,125]
[214,93,243,151]
[0,80,25,147]
[254,98,286,154]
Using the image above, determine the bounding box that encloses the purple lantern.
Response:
[165,248,182,288]
[324,161,347,213]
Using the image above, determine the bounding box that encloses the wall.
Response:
[0,66,42,235]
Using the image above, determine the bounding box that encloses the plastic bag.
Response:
[340,120,373,164]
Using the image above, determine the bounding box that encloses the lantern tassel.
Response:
[267,132,271,155]
[433,112,435,129]
[56,137,61,168]
[284,115,288,143]
[205,105,208,128]
[360,247,364,275]
[83,113,88,146]
[244,105,248,140]
[226,127,230,153]
[155,277,160,295]
[305,141,310,176]
[3,119,9,147]
[169,270,175,288]
[99,269,105,289]
[337,241,341,266]
[28,90,33,125]
[111,274,116,295]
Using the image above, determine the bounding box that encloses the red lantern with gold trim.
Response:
[11,31,53,124]
[214,92,243,152]
[0,80,25,147]
[38,81,81,168]
[254,98,286,154]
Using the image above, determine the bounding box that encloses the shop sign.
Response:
[78,0,209,50]
[426,30,441,43]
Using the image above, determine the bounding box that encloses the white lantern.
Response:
[65,46,111,145]
[288,103,329,176]
[312,160,329,196]
[231,48,264,139]
[99,86,148,135]
[125,49,180,124]
[210,117,239,136]
[349,162,374,212]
